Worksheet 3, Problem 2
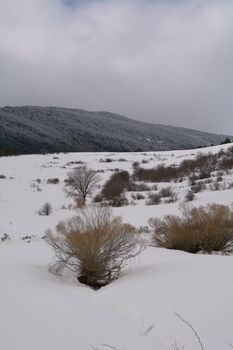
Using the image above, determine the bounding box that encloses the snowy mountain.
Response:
[0,106,231,154]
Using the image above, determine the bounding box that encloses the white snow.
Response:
[1,143,233,349]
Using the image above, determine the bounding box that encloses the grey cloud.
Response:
[0,0,233,134]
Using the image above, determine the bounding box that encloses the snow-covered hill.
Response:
[0,106,232,154]
[1,144,233,350]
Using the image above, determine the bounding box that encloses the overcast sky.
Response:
[0,0,233,134]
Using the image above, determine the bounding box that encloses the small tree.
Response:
[65,166,100,205]
[45,206,142,288]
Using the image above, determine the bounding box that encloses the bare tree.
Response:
[65,166,101,205]
[45,206,143,288]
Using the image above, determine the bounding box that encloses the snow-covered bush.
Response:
[45,206,142,289]
[150,204,233,254]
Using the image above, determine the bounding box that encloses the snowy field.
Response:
[1,144,233,350]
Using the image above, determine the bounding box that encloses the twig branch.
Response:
[143,323,155,336]
[175,312,204,350]
[102,345,121,350]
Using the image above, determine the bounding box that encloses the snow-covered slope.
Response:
[1,144,233,350]
[0,106,232,154]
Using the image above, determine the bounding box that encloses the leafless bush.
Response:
[109,195,129,207]
[131,193,145,201]
[1,233,11,242]
[191,181,206,193]
[47,177,59,184]
[45,206,142,288]
[209,181,221,191]
[199,171,211,180]
[132,161,140,170]
[98,171,130,204]
[65,166,101,205]
[39,202,52,216]
[216,175,223,182]
[146,193,161,205]
[188,175,199,187]
[99,158,113,163]
[128,181,151,192]
[150,204,233,253]
[159,186,173,198]
[185,190,195,202]
[133,148,233,183]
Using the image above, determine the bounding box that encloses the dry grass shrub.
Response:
[45,206,142,288]
[150,204,233,253]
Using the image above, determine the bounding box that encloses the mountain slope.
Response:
[0,106,231,154]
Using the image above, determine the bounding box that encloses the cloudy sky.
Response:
[0,0,233,134]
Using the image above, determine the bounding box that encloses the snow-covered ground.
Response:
[1,144,233,349]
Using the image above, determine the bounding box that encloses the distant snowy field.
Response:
[1,144,233,350]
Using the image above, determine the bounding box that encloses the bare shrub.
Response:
[45,206,142,288]
[133,149,232,184]
[47,178,59,184]
[199,171,211,179]
[216,175,223,182]
[132,161,139,170]
[150,204,233,253]
[210,181,221,191]
[128,181,151,192]
[1,233,11,242]
[188,175,198,187]
[65,166,101,205]
[99,171,130,203]
[220,156,233,171]
[99,158,113,163]
[110,195,129,207]
[131,193,145,201]
[157,187,177,203]
[185,190,195,202]
[191,181,206,193]
[39,202,52,216]
[159,186,173,198]
[146,193,161,205]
